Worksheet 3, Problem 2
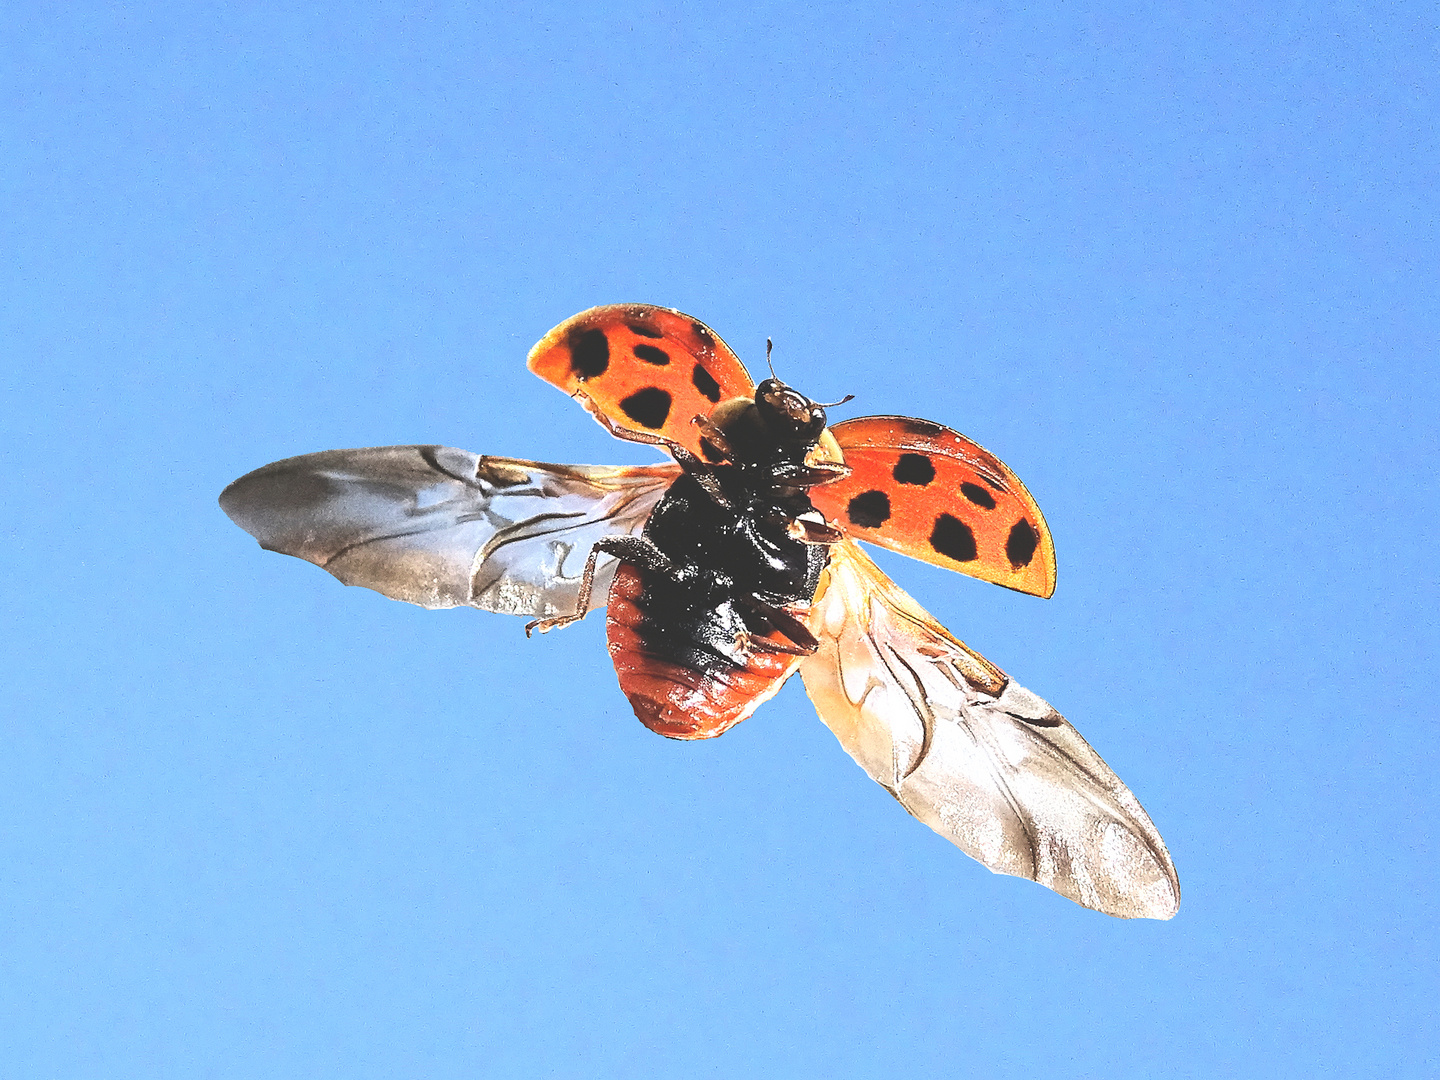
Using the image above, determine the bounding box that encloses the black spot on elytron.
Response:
[692,364,722,403]
[960,482,996,509]
[620,387,673,429]
[893,453,935,486]
[847,490,891,529]
[634,344,671,365]
[691,321,714,345]
[569,328,609,379]
[1006,519,1039,568]
[626,322,663,338]
[930,513,977,562]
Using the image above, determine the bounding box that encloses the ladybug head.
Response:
[755,378,828,448]
[705,379,852,466]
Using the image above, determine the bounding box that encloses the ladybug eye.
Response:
[754,378,826,443]
[777,390,809,420]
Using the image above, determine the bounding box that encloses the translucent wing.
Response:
[220,445,679,617]
[800,540,1179,919]
[811,416,1057,597]
[527,304,756,459]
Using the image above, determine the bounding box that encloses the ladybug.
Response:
[221,304,1179,919]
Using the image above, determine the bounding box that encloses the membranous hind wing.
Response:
[811,417,1057,598]
[220,446,679,617]
[800,540,1179,919]
[527,304,755,459]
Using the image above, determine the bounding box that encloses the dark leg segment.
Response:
[525,536,680,637]
[691,414,736,462]
[577,392,732,508]
[768,461,852,488]
[734,594,820,654]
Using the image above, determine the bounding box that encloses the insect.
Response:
[221,304,1180,919]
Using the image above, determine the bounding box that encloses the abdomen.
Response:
[605,564,809,740]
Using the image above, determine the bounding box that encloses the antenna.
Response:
[765,337,777,379]
[815,393,855,409]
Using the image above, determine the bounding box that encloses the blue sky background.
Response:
[3,2,1436,1076]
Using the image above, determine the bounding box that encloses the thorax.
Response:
[643,469,824,603]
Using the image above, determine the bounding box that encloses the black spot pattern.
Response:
[691,322,714,346]
[634,344,671,365]
[1006,519,1039,568]
[627,322,663,338]
[847,490,891,528]
[930,513,977,562]
[960,482,996,509]
[692,364,721,403]
[893,453,935,486]
[569,329,609,379]
[620,387,673,429]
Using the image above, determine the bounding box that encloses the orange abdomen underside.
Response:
[605,564,807,740]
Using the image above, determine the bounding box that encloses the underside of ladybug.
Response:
[221,304,1180,920]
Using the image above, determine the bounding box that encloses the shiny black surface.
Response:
[624,469,827,676]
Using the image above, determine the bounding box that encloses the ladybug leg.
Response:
[734,594,820,654]
[524,536,679,637]
[734,630,815,658]
[785,516,844,545]
[580,395,696,460]
[691,414,735,462]
[577,393,733,509]
[752,508,842,545]
[769,461,851,488]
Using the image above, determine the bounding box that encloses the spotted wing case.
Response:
[801,540,1179,919]
[527,304,756,459]
[810,417,1057,598]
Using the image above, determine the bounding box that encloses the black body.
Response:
[627,468,829,676]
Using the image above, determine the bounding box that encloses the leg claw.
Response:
[525,614,585,637]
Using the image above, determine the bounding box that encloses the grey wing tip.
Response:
[1152,867,1182,921]
[1109,850,1181,921]
[218,468,265,540]
[1136,814,1182,921]
[218,458,332,564]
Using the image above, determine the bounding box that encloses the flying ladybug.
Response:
[220,304,1180,919]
